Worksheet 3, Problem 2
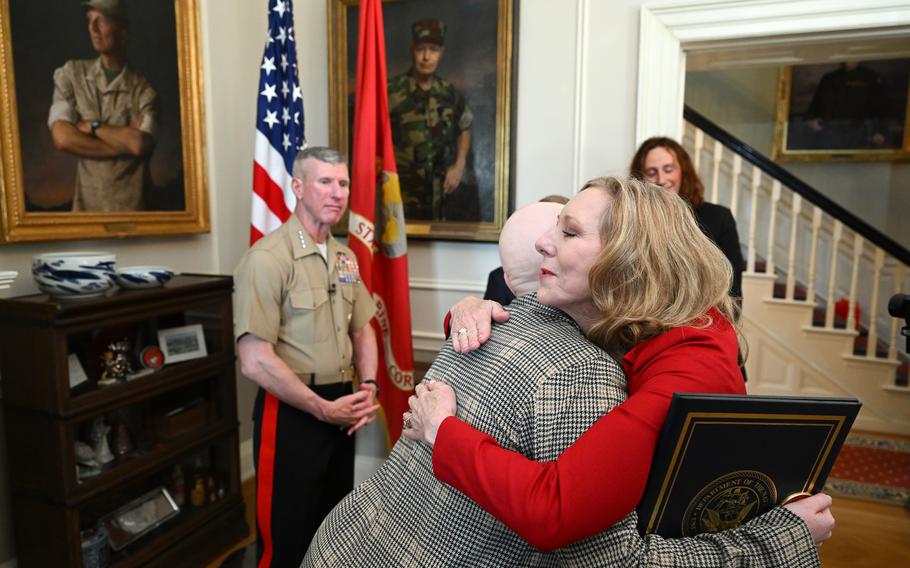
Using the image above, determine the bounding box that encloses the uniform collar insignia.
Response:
[287,216,318,260]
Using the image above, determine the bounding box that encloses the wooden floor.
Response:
[203,477,256,568]
[201,476,909,567]
[818,430,910,567]
[818,496,910,567]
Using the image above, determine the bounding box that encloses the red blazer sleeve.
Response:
[432,314,745,551]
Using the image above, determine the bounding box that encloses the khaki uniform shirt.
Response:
[233,215,376,379]
[48,58,159,211]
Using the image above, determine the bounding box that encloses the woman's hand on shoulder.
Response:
[402,381,457,446]
[450,296,509,353]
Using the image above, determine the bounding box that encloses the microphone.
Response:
[329,283,337,295]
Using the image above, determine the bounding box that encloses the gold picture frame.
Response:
[328,0,516,241]
[0,0,209,243]
[772,59,910,162]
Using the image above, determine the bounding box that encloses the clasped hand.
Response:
[401,381,457,446]
[320,385,380,436]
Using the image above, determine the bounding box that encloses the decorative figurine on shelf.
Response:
[97,351,119,387]
[190,472,206,507]
[75,441,102,480]
[169,464,186,507]
[111,419,133,457]
[89,417,114,465]
[98,339,133,386]
[80,525,110,568]
[207,474,217,503]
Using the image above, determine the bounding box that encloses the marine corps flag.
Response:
[349,0,415,446]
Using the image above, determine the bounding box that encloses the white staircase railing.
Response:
[682,121,909,379]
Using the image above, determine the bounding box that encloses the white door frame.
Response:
[636,0,910,144]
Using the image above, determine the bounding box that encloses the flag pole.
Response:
[350,0,415,447]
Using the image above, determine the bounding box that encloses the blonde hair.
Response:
[583,176,739,358]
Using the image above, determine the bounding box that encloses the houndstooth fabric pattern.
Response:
[302,294,820,567]
[560,507,819,567]
[303,294,625,567]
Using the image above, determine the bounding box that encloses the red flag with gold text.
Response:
[349,0,415,446]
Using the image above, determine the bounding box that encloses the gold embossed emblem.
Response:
[682,470,777,536]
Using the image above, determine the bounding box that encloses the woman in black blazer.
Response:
[629,137,744,300]
[630,137,747,380]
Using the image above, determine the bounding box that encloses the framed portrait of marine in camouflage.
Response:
[329,0,516,242]
[0,0,209,243]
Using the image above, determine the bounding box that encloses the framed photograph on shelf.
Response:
[772,58,910,161]
[157,323,207,365]
[328,0,517,241]
[67,352,88,389]
[101,486,180,551]
[0,0,209,243]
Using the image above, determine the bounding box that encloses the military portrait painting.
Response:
[329,0,516,242]
[773,58,910,161]
[0,0,209,243]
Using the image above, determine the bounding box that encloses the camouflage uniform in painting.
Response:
[388,71,479,221]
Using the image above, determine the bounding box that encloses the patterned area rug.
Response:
[825,432,910,506]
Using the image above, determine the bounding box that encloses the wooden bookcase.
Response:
[0,275,247,567]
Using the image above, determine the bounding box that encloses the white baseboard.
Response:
[411,330,445,361]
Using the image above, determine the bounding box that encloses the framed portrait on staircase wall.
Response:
[772,58,910,161]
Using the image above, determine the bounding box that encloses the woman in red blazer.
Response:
[403,176,833,554]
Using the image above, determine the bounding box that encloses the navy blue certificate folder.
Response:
[636,393,861,538]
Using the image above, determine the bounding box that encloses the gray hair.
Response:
[292,147,346,179]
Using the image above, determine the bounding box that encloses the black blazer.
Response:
[483,266,515,306]
[694,202,744,300]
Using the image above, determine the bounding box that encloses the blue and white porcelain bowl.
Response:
[32,252,117,298]
[115,265,175,289]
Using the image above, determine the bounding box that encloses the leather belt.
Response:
[300,366,355,386]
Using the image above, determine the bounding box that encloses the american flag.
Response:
[250,0,305,244]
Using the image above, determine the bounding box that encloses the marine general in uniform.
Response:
[233,147,380,567]
[388,18,480,222]
[48,0,158,211]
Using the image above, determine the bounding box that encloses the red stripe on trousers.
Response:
[256,392,280,568]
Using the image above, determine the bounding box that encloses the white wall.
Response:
[0,0,655,562]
